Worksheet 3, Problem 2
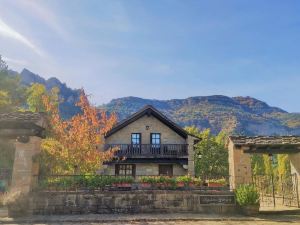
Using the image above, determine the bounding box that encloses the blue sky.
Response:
[1,1,300,112]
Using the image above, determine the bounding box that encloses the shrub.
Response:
[140,176,176,188]
[112,176,134,184]
[207,178,228,185]
[235,184,260,206]
[140,176,156,184]
[176,175,192,184]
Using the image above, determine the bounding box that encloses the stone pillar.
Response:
[10,136,42,194]
[289,153,300,202]
[228,140,252,190]
[187,136,196,177]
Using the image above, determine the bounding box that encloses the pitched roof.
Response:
[229,136,300,146]
[105,105,189,139]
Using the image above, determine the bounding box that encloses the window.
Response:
[131,133,141,145]
[115,164,136,177]
[159,164,173,176]
[151,133,161,145]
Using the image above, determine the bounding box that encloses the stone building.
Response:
[101,105,200,177]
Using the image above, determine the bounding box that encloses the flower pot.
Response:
[240,205,260,216]
[121,183,131,188]
[188,182,195,188]
[140,183,151,189]
[156,183,166,189]
[177,182,185,188]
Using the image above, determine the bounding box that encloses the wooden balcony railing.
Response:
[104,144,188,158]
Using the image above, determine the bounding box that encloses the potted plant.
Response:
[140,177,153,189]
[113,177,134,188]
[191,178,201,188]
[207,178,227,187]
[176,176,192,188]
[235,184,260,216]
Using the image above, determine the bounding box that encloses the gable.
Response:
[105,105,188,139]
[105,114,186,144]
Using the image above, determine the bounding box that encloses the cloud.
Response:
[0,18,44,56]
[10,0,69,40]
[2,56,28,67]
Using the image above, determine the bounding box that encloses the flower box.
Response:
[140,183,151,189]
[113,183,131,188]
[208,182,224,187]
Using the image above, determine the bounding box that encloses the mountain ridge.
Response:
[9,67,300,136]
[100,96,300,135]
[13,68,81,119]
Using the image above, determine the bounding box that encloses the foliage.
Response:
[0,141,15,171]
[140,176,201,187]
[263,154,274,176]
[235,184,260,206]
[185,126,229,178]
[40,89,117,174]
[277,154,291,177]
[251,153,291,178]
[102,95,300,136]
[39,175,134,190]
[251,154,265,175]
[0,56,25,112]
[207,178,228,185]
[26,83,60,113]
[176,175,192,184]
[140,176,175,185]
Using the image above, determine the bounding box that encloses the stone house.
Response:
[101,105,200,177]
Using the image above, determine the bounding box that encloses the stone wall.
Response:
[227,140,252,190]
[105,115,186,145]
[29,190,237,215]
[289,153,300,199]
[102,163,187,176]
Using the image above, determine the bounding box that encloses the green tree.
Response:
[263,154,273,176]
[26,83,47,112]
[185,126,229,178]
[26,83,59,113]
[251,154,265,175]
[277,154,291,177]
[0,55,25,112]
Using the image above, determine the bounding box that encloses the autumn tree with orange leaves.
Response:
[40,89,117,174]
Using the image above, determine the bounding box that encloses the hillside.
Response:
[100,96,300,135]
[8,67,300,135]
[14,68,81,119]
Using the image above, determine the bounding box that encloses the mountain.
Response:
[19,68,81,119]
[9,68,300,135]
[100,96,300,135]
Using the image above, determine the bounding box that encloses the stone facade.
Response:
[104,109,198,176]
[227,139,252,190]
[11,136,42,194]
[228,136,300,191]
[289,153,300,199]
[102,163,187,176]
[29,190,237,215]
[105,115,186,145]
[0,112,46,195]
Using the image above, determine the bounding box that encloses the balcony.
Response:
[104,144,188,158]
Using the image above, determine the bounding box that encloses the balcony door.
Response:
[131,133,141,154]
[151,133,161,154]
